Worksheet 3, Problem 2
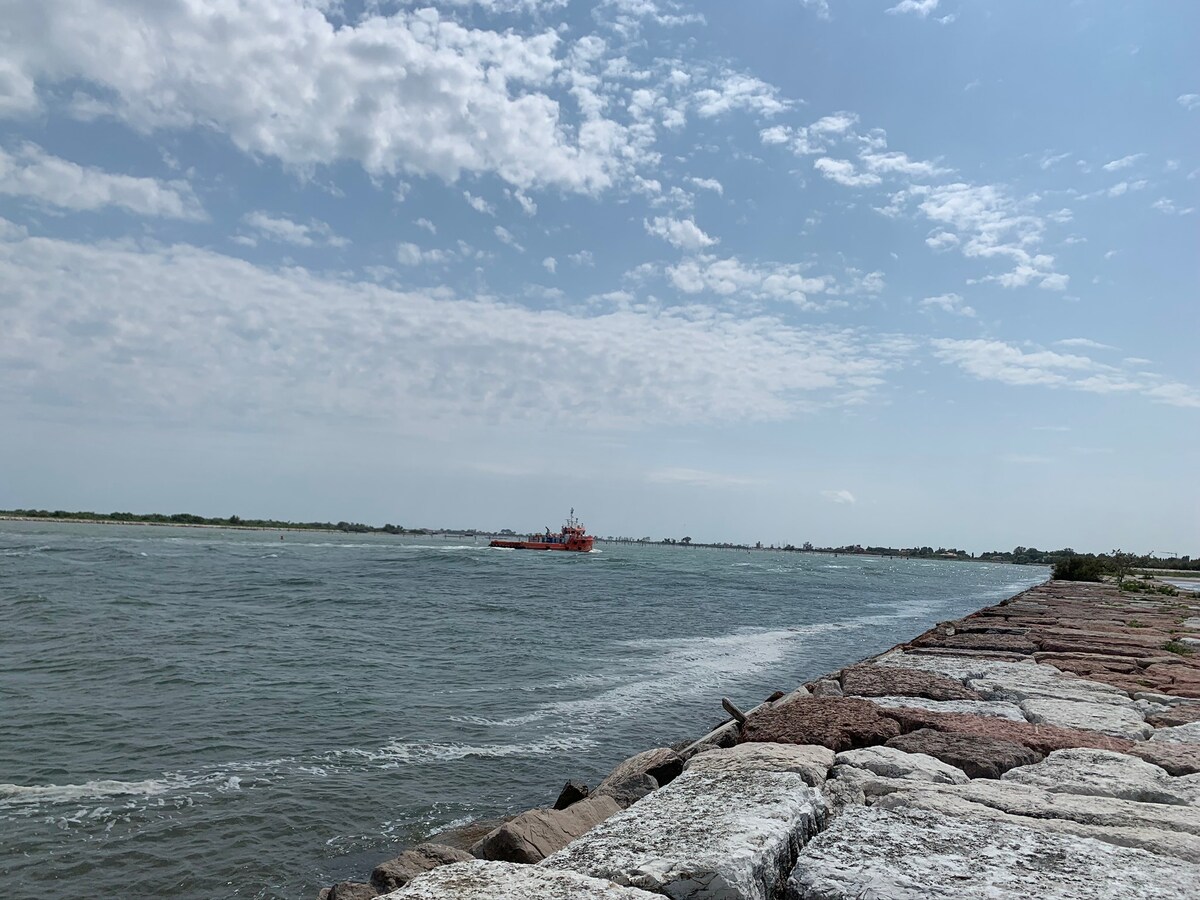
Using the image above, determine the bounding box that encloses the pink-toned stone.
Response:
[1147,703,1200,728]
[882,707,1136,757]
[884,728,1042,779]
[740,698,901,752]
[840,665,981,702]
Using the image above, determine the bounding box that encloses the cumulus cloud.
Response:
[0,230,913,429]
[886,0,940,16]
[1178,94,1200,111]
[0,143,204,220]
[920,293,975,317]
[493,225,525,252]
[542,256,557,273]
[396,242,452,265]
[0,1,643,193]
[693,72,790,118]
[241,212,347,248]
[814,158,882,188]
[644,216,718,250]
[666,255,830,307]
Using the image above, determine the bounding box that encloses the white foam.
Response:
[0,777,181,805]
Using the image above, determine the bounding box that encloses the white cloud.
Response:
[464,191,496,216]
[415,218,437,234]
[689,177,724,195]
[1056,338,1113,350]
[933,339,1200,408]
[242,211,347,248]
[0,230,913,429]
[814,157,882,188]
[886,0,940,17]
[859,151,950,179]
[396,242,452,265]
[647,467,758,488]
[542,256,557,273]
[798,0,832,20]
[666,255,830,307]
[1152,197,1194,215]
[568,250,595,266]
[2,1,643,193]
[1178,94,1200,111]
[925,231,959,251]
[920,292,975,317]
[810,112,858,136]
[1102,153,1146,172]
[644,216,718,250]
[693,72,790,118]
[821,489,856,504]
[0,143,204,220]
[493,225,525,252]
[1040,151,1072,170]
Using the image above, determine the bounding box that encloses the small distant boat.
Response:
[489,509,595,553]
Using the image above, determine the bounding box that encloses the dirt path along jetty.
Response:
[319,578,1200,900]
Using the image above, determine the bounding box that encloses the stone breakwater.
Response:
[318,579,1200,899]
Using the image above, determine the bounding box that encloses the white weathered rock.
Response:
[685,743,834,785]
[787,804,1200,900]
[541,769,825,900]
[1181,617,1200,631]
[866,695,1027,721]
[874,778,1200,861]
[1020,697,1152,740]
[1001,747,1199,805]
[1150,721,1200,744]
[876,651,1132,706]
[1134,698,1171,717]
[833,746,968,785]
[382,860,659,900]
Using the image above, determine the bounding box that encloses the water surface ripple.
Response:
[0,522,1046,898]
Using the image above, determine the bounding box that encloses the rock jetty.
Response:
[319,578,1200,899]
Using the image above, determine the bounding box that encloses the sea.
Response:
[0,521,1047,899]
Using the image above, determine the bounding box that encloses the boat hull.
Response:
[489,538,594,552]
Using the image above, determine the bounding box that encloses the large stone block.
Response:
[1019,697,1152,740]
[786,805,1200,900]
[874,779,1200,861]
[840,664,980,702]
[1150,721,1200,744]
[865,695,1026,721]
[884,728,1041,779]
[740,698,900,752]
[372,845,475,893]
[381,860,659,899]
[541,769,826,900]
[685,742,834,785]
[1001,747,1200,806]
[470,794,621,863]
[833,746,968,785]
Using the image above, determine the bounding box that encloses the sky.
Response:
[0,0,1197,554]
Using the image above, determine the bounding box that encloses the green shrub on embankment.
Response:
[1052,555,1104,582]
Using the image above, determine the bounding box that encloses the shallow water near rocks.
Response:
[0,521,1044,898]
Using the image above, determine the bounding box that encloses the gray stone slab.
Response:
[541,769,826,900]
[1020,697,1152,740]
[1001,747,1199,805]
[382,860,659,899]
[833,746,968,785]
[1151,721,1200,744]
[786,805,1199,900]
[865,695,1027,721]
[685,742,834,785]
[874,778,1200,862]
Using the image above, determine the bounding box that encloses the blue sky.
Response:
[0,0,1196,553]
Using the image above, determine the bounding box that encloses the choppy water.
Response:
[0,521,1046,898]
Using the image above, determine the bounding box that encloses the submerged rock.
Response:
[541,769,826,900]
[327,882,377,900]
[787,805,1200,899]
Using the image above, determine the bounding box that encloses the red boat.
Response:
[490,510,595,552]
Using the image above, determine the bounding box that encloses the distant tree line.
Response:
[0,509,429,535]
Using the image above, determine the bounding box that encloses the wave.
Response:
[322,734,596,767]
[0,777,185,806]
